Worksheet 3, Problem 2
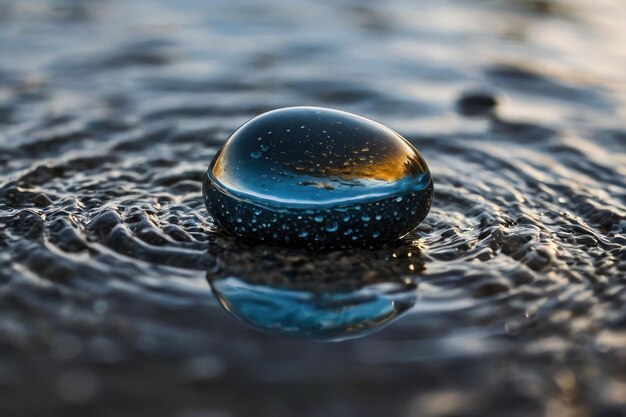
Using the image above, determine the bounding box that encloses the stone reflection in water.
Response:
[209,277,417,341]
[203,106,433,249]
[206,236,423,341]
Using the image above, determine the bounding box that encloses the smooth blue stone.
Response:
[203,106,433,248]
[210,277,417,341]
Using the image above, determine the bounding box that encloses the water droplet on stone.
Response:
[203,106,433,248]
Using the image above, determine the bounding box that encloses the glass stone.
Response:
[203,106,433,248]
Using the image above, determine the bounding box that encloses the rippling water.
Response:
[0,0,625,415]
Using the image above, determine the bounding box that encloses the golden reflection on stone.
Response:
[282,143,425,183]
[211,150,226,182]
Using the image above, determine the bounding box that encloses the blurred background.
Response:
[0,0,624,416]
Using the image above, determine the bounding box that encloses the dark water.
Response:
[0,0,625,416]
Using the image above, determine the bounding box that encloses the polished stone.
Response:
[203,106,433,248]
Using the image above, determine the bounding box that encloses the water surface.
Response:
[0,0,624,416]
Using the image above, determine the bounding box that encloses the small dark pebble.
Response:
[33,193,53,207]
[456,89,499,116]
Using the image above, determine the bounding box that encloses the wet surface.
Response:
[0,0,625,416]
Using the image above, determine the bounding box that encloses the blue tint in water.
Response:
[210,277,417,341]
[203,106,433,248]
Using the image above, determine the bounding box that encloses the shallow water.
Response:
[0,0,625,416]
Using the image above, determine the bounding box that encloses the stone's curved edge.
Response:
[203,172,434,249]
